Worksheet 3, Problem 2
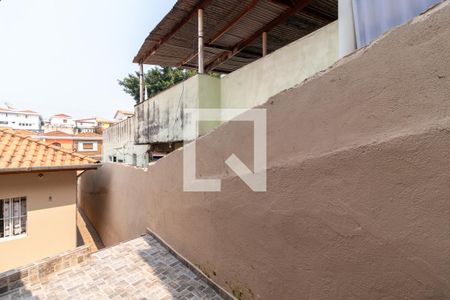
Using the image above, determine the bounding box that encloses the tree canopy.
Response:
[118,67,196,104]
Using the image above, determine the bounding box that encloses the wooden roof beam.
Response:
[270,0,334,23]
[179,0,261,67]
[206,0,312,72]
[138,0,213,64]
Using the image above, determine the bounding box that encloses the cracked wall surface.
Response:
[80,2,450,299]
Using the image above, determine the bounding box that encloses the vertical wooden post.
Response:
[338,0,357,58]
[262,31,267,57]
[139,64,144,103]
[198,8,205,74]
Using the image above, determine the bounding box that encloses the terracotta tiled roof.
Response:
[44,131,73,137]
[12,129,36,137]
[0,108,39,115]
[0,128,99,173]
[17,109,39,115]
[75,132,102,137]
[52,114,72,118]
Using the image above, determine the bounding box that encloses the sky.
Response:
[0,0,176,120]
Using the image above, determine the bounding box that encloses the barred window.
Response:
[0,197,27,239]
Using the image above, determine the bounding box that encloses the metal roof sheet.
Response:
[134,0,337,73]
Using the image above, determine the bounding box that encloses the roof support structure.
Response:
[206,0,312,72]
[198,8,205,73]
[139,64,144,103]
[137,0,213,64]
[262,31,268,56]
[179,0,262,67]
[270,0,334,23]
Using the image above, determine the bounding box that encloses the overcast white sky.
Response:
[0,0,176,119]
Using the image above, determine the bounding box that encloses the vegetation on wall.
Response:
[118,67,196,104]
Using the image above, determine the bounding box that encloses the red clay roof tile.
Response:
[0,128,98,172]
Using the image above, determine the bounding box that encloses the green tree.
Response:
[118,67,196,104]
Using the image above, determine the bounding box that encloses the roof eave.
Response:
[0,164,101,175]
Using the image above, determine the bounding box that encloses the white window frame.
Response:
[79,141,98,152]
[0,197,27,242]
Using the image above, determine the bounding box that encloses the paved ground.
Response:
[1,235,223,300]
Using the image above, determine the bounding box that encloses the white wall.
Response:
[0,112,42,131]
[49,117,76,127]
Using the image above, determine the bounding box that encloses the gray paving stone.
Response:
[1,235,223,300]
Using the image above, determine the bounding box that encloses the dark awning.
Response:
[134,0,337,73]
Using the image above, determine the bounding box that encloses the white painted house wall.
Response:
[0,110,42,131]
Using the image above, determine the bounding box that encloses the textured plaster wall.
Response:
[80,3,450,299]
[79,166,150,247]
[0,171,77,272]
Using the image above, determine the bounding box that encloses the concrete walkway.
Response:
[1,235,223,300]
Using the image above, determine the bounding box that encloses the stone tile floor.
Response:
[1,235,223,300]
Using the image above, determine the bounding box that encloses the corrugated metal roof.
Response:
[134,0,337,73]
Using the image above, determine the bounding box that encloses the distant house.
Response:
[0,128,100,272]
[41,131,75,151]
[113,110,133,122]
[73,132,103,161]
[44,114,76,134]
[0,107,43,132]
[35,131,103,160]
[74,118,97,133]
[75,117,115,134]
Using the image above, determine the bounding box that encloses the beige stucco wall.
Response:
[79,4,450,299]
[220,21,338,109]
[0,171,77,272]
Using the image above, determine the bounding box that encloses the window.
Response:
[63,119,67,123]
[83,143,94,150]
[0,121,7,125]
[51,142,62,148]
[0,197,27,239]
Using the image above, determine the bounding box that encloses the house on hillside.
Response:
[113,110,134,122]
[0,128,100,272]
[0,107,43,132]
[44,114,76,134]
[73,132,103,161]
[75,117,115,134]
